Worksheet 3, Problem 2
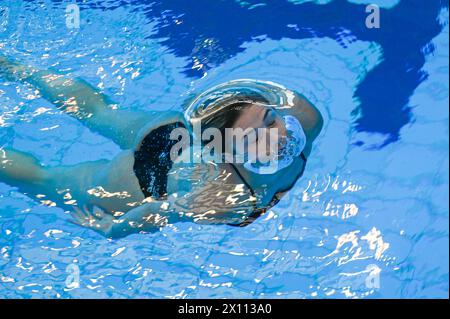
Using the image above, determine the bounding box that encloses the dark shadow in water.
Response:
[31,0,449,146]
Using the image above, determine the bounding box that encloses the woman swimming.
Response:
[0,55,323,238]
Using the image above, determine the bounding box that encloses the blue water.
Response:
[0,0,448,298]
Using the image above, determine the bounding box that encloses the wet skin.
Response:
[0,56,323,238]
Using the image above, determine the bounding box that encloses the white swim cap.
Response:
[243,115,306,175]
[184,79,306,174]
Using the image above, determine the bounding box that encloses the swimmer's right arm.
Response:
[0,54,109,113]
[1,54,155,149]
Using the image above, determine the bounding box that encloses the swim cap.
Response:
[184,79,306,174]
[243,115,306,174]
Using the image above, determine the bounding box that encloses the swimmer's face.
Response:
[231,103,287,159]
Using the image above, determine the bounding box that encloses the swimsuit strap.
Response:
[228,152,307,227]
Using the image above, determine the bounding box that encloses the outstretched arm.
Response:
[0,55,154,149]
[70,199,192,239]
[0,147,48,191]
[70,194,251,239]
[0,54,114,115]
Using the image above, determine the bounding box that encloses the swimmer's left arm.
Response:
[70,197,249,238]
[70,200,191,238]
[107,201,246,238]
[109,201,191,238]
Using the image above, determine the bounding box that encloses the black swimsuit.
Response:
[133,122,307,227]
[133,122,186,200]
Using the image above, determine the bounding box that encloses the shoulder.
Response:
[133,110,188,151]
[291,92,323,140]
[277,91,323,154]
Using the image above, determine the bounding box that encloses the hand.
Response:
[70,205,114,238]
[0,55,34,81]
[0,55,19,80]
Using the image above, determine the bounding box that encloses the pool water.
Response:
[0,0,448,298]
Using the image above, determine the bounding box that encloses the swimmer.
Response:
[0,55,323,238]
